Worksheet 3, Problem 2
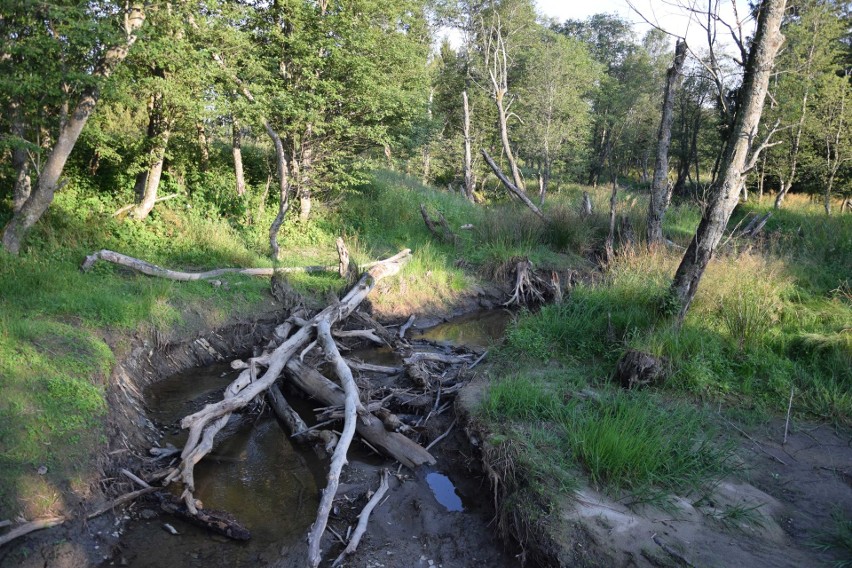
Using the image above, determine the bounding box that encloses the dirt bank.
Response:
[457,374,852,567]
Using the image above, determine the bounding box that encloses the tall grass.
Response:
[482,375,736,499]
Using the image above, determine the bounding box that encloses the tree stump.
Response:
[612,350,667,389]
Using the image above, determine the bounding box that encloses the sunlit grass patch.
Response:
[480,372,736,501]
[559,392,735,495]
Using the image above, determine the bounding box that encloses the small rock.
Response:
[37,465,48,475]
[210,280,222,287]
[140,509,157,520]
[163,523,179,535]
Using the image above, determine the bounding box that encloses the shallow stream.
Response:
[106,310,512,567]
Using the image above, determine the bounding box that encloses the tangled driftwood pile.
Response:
[78,245,490,566]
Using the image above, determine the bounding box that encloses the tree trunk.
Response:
[265,122,290,260]
[196,121,209,172]
[647,40,687,247]
[299,126,314,223]
[495,91,524,192]
[10,102,31,214]
[670,0,786,321]
[232,118,246,196]
[462,90,475,202]
[0,4,145,254]
[131,92,171,221]
[774,89,809,209]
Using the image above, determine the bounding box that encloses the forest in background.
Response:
[1,0,850,257]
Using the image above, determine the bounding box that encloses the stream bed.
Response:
[105,310,515,567]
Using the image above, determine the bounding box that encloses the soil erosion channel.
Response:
[108,310,515,568]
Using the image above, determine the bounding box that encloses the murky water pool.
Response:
[110,310,511,567]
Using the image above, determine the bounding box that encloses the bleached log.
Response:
[344,359,402,374]
[307,320,362,568]
[331,469,390,567]
[285,360,435,469]
[81,249,406,281]
[164,249,411,512]
[404,352,473,365]
[333,329,385,345]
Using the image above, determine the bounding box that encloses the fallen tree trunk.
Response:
[164,249,412,512]
[285,359,436,469]
[81,249,401,281]
[307,319,362,568]
[481,149,545,220]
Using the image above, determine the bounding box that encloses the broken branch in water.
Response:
[307,319,363,568]
[331,469,390,567]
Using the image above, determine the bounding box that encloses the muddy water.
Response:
[110,310,512,567]
[411,309,512,348]
[108,364,324,567]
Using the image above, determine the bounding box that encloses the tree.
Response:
[476,0,537,193]
[670,0,787,320]
[1,2,146,253]
[767,0,846,208]
[515,29,597,204]
[647,39,688,246]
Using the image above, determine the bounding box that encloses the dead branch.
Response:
[344,359,402,374]
[425,418,457,451]
[307,319,362,568]
[0,517,66,548]
[480,149,545,219]
[420,204,457,245]
[331,469,390,567]
[741,212,772,236]
[81,249,406,281]
[404,352,473,365]
[285,360,435,468]
[333,329,385,345]
[399,315,416,340]
[113,193,180,217]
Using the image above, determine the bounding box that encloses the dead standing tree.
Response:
[481,11,525,194]
[670,0,788,320]
[647,39,688,247]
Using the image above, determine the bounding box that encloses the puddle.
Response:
[425,472,464,512]
[412,309,512,348]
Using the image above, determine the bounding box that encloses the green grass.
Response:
[811,510,852,568]
[482,374,736,500]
